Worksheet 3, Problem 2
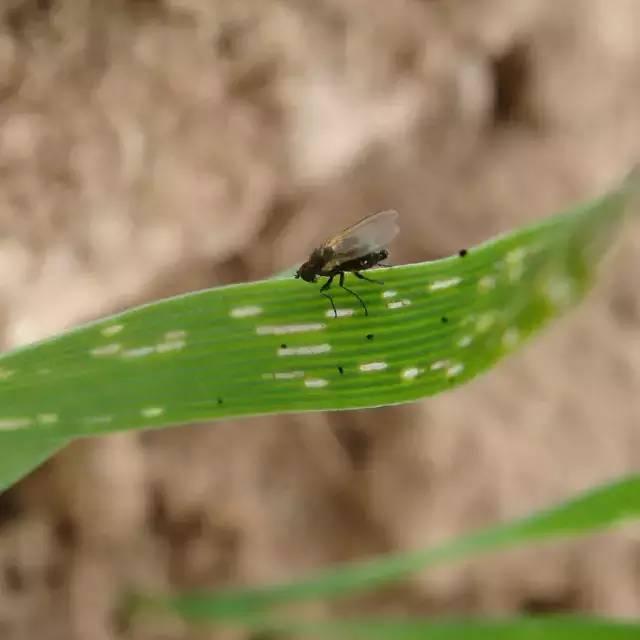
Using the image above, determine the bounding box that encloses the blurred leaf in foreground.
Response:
[137,474,640,621]
[222,616,640,640]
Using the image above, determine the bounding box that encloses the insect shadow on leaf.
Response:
[295,210,400,317]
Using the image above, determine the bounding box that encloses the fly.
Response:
[295,210,399,317]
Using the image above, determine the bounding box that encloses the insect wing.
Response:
[322,210,399,268]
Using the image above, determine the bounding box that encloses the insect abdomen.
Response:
[333,249,387,273]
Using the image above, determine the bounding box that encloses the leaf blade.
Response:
[145,474,640,619]
[0,431,68,491]
[218,616,640,640]
[0,171,635,441]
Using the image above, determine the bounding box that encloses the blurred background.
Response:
[1,1,640,638]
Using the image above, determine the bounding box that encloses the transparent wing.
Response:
[322,210,399,266]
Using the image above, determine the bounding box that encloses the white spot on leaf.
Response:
[382,290,398,299]
[156,340,186,353]
[447,363,465,377]
[401,367,422,380]
[505,248,527,282]
[458,335,473,348]
[257,323,326,336]
[305,378,329,388]
[387,299,411,309]
[122,346,155,359]
[90,343,121,357]
[230,305,263,318]
[543,277,574,307]
[262,371,305,380]
[275,371,305,380]
[101,324,124,337]
[475,313,495,333]
[37,414,58,425]
[429,277,462,291]
[326,308,354,318]
[430,360,449,371]
[478,276,496,292]
[0,417,32,430]
[359,362,388,372]
[506,247,527,264]
[278,344,332,356]
[141,407,165,418]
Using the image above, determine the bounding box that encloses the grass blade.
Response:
[139,474,640,620]
[213,616,640,640]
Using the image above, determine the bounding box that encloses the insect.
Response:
[295,209,399,317]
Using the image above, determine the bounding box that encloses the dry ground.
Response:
[0,1,640,639]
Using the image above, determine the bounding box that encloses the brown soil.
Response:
[1,1,640,638]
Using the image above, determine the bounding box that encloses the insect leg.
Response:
[339,272,368,316]
[354,271,384,285]
[320,275,334,292]
[320,275,337,318]
[321,292,337,318]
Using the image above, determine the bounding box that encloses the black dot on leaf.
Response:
[217,398,223,405]
[441,316,449,324]
[280,344,287,349]
[366,334,374,341]
[337,366,344,375]
[458,249,468,257]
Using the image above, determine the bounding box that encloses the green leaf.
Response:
[0,431,68,490]
[0,168,637,492]
[141,474,640,620]
[204,616,640,640]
